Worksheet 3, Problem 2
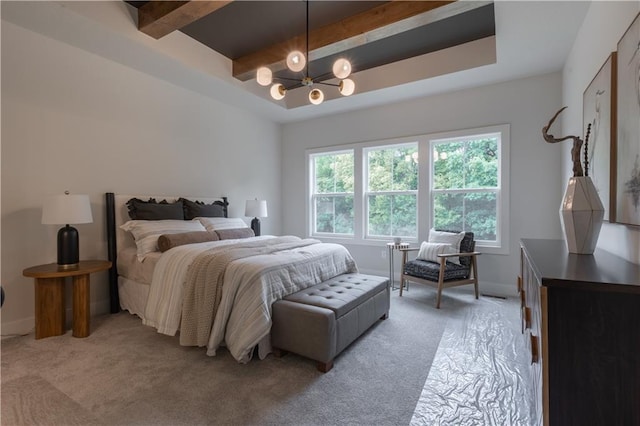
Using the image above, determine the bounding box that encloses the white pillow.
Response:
[120,220,206,262]
[416,242,451,263]
[428,229,466,265]
[195,217,248,232]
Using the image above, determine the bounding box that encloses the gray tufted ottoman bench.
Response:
[271,273,389,372]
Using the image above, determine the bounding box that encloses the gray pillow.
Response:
[126,198,184,220]
[180,198,225,220]
[215,228,255,240]
[158,231,219,252]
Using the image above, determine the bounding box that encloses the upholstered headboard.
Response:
[105,192,228,313]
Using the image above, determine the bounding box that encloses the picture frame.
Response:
[583,52,617,222]
[616,12,640,227]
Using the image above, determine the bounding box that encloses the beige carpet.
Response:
[1,287,488,426]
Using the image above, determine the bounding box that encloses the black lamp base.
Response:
[251,217,261,237]
[57,225,79,268]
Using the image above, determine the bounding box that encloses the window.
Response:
[306,125,509,253]
[365,144,418,238]
[430,128,507,249]
[310,150,354,235]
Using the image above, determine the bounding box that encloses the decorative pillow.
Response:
[157,231,219,252]
[126,198,184,220]
[179,198,225,220]
[120,220,206,261]
[215,228,255,240]
[196,217,248,232]
[416,242,451,263]
[428,229,466,265]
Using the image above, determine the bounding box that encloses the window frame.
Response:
[305,124,510,254]
[427,125,510,255]
[363,142,419,241]
[308,148,356,237]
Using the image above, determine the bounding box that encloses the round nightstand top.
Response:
[23,260,111,278]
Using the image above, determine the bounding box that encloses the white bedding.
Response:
[117,247,161,285]
[143,236,358,363]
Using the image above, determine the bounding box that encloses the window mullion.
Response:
[307,124,507,253]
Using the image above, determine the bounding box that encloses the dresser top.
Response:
[521,239,640,291]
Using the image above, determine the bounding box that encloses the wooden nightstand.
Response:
[23,260,111,339]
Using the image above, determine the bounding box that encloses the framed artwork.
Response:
[616,12,640,227]
[583,52,617,222]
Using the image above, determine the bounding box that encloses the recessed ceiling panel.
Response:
[181,1,388,60]
[274,3,495,84]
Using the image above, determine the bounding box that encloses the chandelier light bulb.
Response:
[256,67,273,86]
[339,78,355,96]
[286,50,306,72]
[309,88,324,105]
[270,83,286,100]
[332,58,352,79]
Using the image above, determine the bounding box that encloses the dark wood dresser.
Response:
[518,239,640,426]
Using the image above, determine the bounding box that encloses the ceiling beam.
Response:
[232,1,458,81]
[138,1,233,39]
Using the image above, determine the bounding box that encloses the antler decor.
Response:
[542,106,585,177]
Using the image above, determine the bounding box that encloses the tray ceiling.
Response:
[126,1,495,107]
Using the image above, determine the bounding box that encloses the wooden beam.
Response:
[232,1,456,81]
[138,1,233,39]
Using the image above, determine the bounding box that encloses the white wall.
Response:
[281,72,565,296]
[1,21,282,334]
[562,1,640,264]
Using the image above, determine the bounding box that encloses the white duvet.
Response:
[143,236,358,363]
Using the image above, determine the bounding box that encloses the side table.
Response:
[23,260,111,339]
[387,242,410,291]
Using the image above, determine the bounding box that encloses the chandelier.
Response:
[255,0,355,105]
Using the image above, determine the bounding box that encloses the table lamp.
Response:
[245,199,268,236]
[42,191,93,268]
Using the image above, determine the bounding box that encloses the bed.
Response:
[105,193,358,363]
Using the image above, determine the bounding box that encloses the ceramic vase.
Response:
[559,176,604,254]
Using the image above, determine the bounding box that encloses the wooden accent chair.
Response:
[399,231,480,309]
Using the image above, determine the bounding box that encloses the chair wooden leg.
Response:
[399,276,404,297]
[472,256,479,299]
[436,260,446,309]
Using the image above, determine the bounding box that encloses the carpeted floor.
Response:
[1,286,518,426]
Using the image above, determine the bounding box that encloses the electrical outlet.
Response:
[381,250,387,259]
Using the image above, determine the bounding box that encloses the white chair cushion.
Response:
[428,229,466,264]
[416,242,451,263]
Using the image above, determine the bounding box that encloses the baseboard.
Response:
[1,317,35,338]
[478,281,518,298]
[357,267,517,299]
[1,298,113,338]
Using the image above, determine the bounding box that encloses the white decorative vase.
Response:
[560,176,604,254]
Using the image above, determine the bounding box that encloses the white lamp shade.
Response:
[286,50,306,72]
[339,78,355,96]
[309,88,324,105]
[270,83,286,100]
[332,58,352,79]
[256,67,273,86]
[245,200,268,218]
[42,194,93,225]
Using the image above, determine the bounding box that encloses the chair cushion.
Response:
[458,232,475,267]
[403,259,470,282]
[417,242,451,262]
[434,230,475,267]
